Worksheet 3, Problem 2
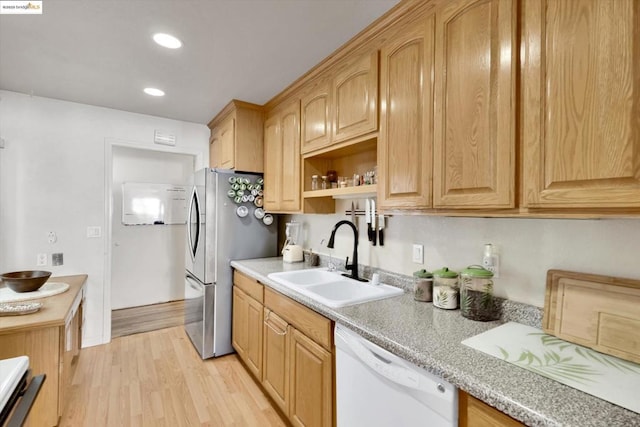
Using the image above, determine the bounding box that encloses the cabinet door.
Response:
[433,0,516,208]
[245,294,264,380]
[332,51,378,143]
[209,130,220,168]
[219,116,235,169]
[301,78,332,154]
[279,100,302,212]
[262,309,290,414]
[522,0,640,209]
[378,16,435,209]
[232,287,249,359]
[289,327,332,427]
[263,114,281,211]
[459,391,523,427]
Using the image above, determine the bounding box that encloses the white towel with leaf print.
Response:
[462,322,640,414]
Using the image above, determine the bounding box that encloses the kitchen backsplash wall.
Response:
[287,199,640,307]
[0,90,209,346]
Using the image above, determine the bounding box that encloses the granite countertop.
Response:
[231,257,640,427]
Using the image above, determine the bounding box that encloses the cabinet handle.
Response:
[264,320,287,336]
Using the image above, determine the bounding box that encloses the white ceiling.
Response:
[0,0,399,124]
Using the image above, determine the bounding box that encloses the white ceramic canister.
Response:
[432,267,459,310]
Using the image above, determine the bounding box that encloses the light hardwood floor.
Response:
[60,326,287,426]
[111,300,186,339]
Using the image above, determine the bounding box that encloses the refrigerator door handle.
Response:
[187,186,200,262]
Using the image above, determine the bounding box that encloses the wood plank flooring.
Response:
[60,326,287,426]
[112,300,185,339]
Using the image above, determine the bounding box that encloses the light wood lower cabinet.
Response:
[232,286,263,380]
[289,327,332,427]
[262,308,290,414]
[0,290,83,426]
[459,390,524,427]
[232,271,334,427]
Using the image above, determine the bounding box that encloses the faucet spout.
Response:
[326,220,366,282]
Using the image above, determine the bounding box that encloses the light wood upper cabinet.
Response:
[522,0,640,209]
[301,77,332,154]
[218,115,235,169]
[208,100,264,173]
[263,99,301,213]
[333,51,379,143]
[378,16,435,209]
[263,115,281,212]
[289,327,333,427]
[433,0,516,209]
[300,51,378,155]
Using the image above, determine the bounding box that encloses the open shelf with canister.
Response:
[301,135,377,213]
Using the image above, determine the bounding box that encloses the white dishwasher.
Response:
[335,325,457,427]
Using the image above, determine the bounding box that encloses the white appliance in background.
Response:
[185,168,277,359]
[0,356,45,425]
[334,325,458,427]
[282,221,303,263]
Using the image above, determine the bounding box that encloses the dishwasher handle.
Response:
[335,326,430,392]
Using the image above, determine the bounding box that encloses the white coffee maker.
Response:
[282,221,304,263]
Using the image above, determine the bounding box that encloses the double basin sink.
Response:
[267,268,404,308]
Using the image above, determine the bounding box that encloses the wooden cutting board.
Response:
[543,270,640,364]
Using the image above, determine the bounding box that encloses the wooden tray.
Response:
[543,270,640,364]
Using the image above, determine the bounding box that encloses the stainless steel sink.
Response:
[267,268,404,308]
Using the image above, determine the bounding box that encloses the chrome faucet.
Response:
[326,220,367,282]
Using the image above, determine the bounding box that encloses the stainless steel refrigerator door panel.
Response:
[185,168,278,359]
[184,272,215,359]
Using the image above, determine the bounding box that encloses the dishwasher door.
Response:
[334,325,457,427]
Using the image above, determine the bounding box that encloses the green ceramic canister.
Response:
[460,265,497,321]
[432,267,459,310]
[413,269,433,302]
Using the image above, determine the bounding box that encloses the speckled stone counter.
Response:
[230,257,640,427]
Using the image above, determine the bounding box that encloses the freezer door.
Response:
[184,272,215,359]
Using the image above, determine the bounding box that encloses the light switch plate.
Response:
[87,226,102,238]
[412,244,424,264]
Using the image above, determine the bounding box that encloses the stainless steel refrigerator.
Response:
[185,168,277,359]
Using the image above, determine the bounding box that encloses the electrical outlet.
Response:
[412,244,424,264]
[86,226,101,238]
[37,253,47,266]
[52,253,63,266]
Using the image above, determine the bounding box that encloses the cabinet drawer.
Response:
[265,288,332,351]
[234,270,264,303]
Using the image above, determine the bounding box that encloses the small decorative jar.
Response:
[326,170,338,183]
[460,265,497,321]
[321,176,328,190]
[413,269,433,302]
[311,175,319,191]
[432,267,459,310]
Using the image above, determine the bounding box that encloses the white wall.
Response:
[289,199,640,307]
[0,90,209,346]
[111,146,194,310]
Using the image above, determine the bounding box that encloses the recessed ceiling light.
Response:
[153,33,182,49]
[144,87,165,97]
